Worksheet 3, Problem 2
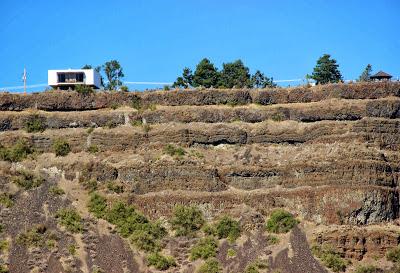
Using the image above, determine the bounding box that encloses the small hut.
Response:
[370,71,392,82]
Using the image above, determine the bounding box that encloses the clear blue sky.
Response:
[1,0,399,92]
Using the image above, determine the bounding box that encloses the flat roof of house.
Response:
[48,69,95,73]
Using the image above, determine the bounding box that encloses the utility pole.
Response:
[22,67,27,95]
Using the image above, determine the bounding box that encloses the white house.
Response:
[48,69,102,90]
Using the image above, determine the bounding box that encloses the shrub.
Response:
[244,259,269,273]
[130,120,143,127]
[170,205,205,236]
[312,244,347,272]
[0,240,9,253]
[0,265,8,273]
[105,120,118,129]
[24,115,45,133]
[68,244,76,255]
[110,102,120,110]
[190,237,218,260]
[52,139,71,156]
[266,234,280,245]
[266,209,298,233]
[49,186,65,195]
[107,181,124,193]
[0,193,13,208]
[87,144,99,154]
[131,96,142,110]
[88,193,108,218]
[75,85,94,95]
[16,224,47,247]
[87,127,95,134]
[56,208,83,233]
[214,216,240,242]
[197,258,221,273]
[203,224,217,236]
[147,252,176,270]
[354,265,382,273]
[129,222,166,252]
[227,248,236,258]
[120,85,129,92]
[244,264,259,273]
[0,139,33,162]
[12,170,44,190]
[106,202,149,237]
[80,179,98,192]
[271,112,285,122]
[387,246,400,263]
[164,144,186,157]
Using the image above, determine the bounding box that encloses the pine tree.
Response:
[358,64,372,82]
[218,60,251,88]
[251,70,276,88]
[311,54,342,84]
[192,58,219,88]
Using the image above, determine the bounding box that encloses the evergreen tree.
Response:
[192,58,219,88]
[172,67,193,89]
[358,64,372,82]
[218,60,251,88]
[311,54,342,84]
[251,70,276,88]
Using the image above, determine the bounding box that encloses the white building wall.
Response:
[48,69,102,88]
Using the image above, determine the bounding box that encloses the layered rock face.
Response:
[1,82,400,272]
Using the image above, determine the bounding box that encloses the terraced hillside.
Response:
[0,82,399,273]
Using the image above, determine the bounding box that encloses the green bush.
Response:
[68,244,76,255]
[131,96,142,110]
[75,85,94,95]
[0,265,8,273]
[16,224,47,247]
[354,265,382,273]
[227,248,236,258]
[0,193,13,208]
[0,240,9,253]
[56,208,83,233]
[110,102,120,110]
[129,222,166,252]
[266,234,280,245]
[215,216,240,242]
[190,236,218,261]
[0,139,33,162]
[120,85,129,92]
[164,144,185,157]
[49,186,65,196]
[130,119,143,127]
[170,205,205,236]
[312,244,347,272]
[12,170,44,190]
[88,193,108,218]
[25,115,46,133]
[244,264,259,273]
[197,258,221,273]
[387,246,400,263]
[107,181,124,193]
[244,259,269,273]
[147,252,176,270]
[266,209,298,233]
[80,179,98,192]
[86,144,99,154]
[52,139,71,156]
[106,202,149,238]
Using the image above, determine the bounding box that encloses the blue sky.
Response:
[1,0,399,92]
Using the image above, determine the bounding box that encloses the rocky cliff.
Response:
[0,82,399,273]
